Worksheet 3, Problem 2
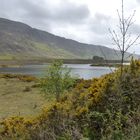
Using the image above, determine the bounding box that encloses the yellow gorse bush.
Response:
[0,59,140,139]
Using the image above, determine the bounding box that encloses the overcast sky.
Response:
[0,0,140,54]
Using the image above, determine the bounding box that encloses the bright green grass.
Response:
[0,54,15,60]
[33,42,79,59]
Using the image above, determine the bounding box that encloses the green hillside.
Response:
[0,18,139,60]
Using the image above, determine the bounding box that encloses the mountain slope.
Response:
[0,18,138,60]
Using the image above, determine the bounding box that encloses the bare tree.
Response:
[109,0,140,76]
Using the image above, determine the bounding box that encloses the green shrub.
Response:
[41,60,76,101]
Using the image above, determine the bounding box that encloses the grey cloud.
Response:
[130,24,140,34]
[1,0,90,25]
[17,0,52,19]
[0,0,90,33]
[51,1,89,23]
[0,0,19,18]
[88,13,111,35]
[0,0,50,30]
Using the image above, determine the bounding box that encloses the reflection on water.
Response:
[0,64,115,79]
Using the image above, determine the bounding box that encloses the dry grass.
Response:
[0,76,47,119]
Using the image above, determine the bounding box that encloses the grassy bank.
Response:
[90,63,122,67]
[0,59,130,67]
[0,74,47,119]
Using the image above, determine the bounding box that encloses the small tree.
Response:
[92,56,104,62]
[109,0,140,76]
[41,60,75,101]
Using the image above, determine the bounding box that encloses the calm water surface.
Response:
[0,64,115,79]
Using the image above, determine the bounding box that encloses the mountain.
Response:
[0,18,138,60]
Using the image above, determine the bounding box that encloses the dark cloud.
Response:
[0,0,90,33]
[19,0,49,19]
[0,0,89,24]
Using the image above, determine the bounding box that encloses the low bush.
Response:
[0,74,37,82]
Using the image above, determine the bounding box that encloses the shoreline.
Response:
[0,59,129,68]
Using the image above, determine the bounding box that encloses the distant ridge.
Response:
[0,17,138,60]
